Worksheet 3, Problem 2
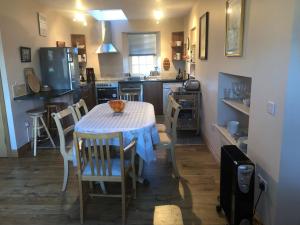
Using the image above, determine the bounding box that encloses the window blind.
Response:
[128,33,157,56]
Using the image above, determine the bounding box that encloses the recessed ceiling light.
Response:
[89,9,128,21]
[154,10,163,20]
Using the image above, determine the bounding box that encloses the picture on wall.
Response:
[20,47,31,63]
[199,12,209,60]
[225,0,245,56]
[38,12,48,37]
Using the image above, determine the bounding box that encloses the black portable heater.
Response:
[217,145,255,225]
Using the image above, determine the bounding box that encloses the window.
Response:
[128,33,159,75]
[131,55,156,75]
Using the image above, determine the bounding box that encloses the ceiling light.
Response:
[75,0,85,10]
[154,10,163,24]
[73,12,87,26]
[89,10,128,21]
[154,10,163,20]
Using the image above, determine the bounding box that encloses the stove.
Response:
[95,80,119,104]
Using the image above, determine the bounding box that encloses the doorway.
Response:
[0,70,9,156]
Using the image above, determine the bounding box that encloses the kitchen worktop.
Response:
[96,77,187,83]
[14,89,73,101]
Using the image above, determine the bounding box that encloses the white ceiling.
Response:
[37,0,197,20]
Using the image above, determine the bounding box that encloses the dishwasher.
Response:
[163,82,183,114]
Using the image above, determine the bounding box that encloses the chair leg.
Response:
[79,180,84,224]
[170,145,180,178]
[40,116,55,148]
[138,157,144,177]
[121,180,126,225]
[132,165,137,199]
[62,159,69,191]
[99,182,107,194]
[33,117,38,157]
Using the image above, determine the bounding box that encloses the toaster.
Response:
[184,79,200,91]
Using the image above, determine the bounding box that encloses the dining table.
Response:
[73,101,160,183]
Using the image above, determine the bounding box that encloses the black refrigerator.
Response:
[39,47,81,103]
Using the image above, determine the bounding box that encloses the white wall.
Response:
[275,0,300,224]
[98,18,185,79]
[185,0,294,224]
[0,0,96,150]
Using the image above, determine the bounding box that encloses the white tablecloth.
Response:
[73,101,160,163]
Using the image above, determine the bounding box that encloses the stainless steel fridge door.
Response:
[39,48,71,90]
[67,48,81,102]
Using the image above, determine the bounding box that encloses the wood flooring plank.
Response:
[0,145,226,225]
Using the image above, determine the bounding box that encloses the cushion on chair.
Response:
[159,132,172,145]
[83,159,130,176]
[156,123,167,132]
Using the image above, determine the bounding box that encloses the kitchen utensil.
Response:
[227,121,239,135]
[24,68,40,93]
[163,58,170,71]
[108,100,125,113]
[184,79,200,91]
[40,85,51,92]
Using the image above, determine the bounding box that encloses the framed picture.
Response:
[225,0,245,56]
[56,41,66,47]
[20,47,31,63]
[38,12,48,37]
[199,12,209,60]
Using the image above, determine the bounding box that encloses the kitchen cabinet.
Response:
[143,81,163,115]
[80,82,96,110]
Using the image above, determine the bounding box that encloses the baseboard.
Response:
[17,142,31,158]
[7,151,18,157]
[202,132,220,164]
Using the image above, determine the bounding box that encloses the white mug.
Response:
[227,121,239,135]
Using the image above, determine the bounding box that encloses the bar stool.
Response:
[45,102,67,134]
[27,108,55,157]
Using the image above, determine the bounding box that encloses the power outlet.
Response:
[258,174,268,192]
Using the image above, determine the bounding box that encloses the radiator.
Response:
[218,145,255,225]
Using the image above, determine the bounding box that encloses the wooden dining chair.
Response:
[74,99,89,120]
[119,92,139,101]
[73,132,137,225]
[156,95,173,133]
[51,106,78,191]
[156,95,181,178]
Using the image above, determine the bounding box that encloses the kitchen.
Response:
[0,0,300,225]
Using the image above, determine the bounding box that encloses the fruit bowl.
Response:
[108,100,125,113]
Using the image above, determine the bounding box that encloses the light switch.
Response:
[267,101,276,116]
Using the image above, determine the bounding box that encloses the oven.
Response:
[96,81,119,104]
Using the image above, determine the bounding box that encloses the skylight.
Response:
[89,9,128,21]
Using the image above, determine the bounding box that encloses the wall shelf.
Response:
[214,124,237,145]
[222,99,250,116]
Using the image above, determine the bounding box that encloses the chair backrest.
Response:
[52,106,78,156]
[74,99,89,120]
[73,132,125,180]
[166,95,182,143]
[119,92,139,101]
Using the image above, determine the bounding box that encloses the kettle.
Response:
[184,79,200,91]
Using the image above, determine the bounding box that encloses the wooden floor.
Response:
[0,145,226,225]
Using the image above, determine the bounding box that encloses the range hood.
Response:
[96,21,118,54]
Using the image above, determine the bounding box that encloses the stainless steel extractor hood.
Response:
[96,21,118,54]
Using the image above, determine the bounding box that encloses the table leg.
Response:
[136,157,149,185]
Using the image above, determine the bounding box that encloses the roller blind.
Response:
[128,33,157,56]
